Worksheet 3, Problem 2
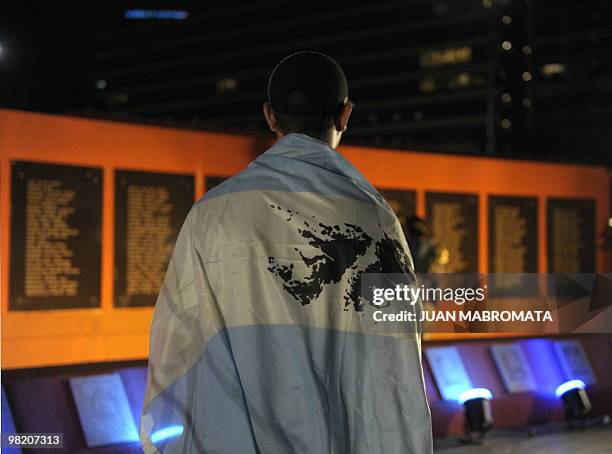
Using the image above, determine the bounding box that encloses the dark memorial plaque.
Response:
[9,161,102,310]
[205,175,227,191]
[488,196,539,296]
[489,196,538,273]
[426,192,479,273]
[378,188,416,234]
[547,198,595,273]
[115,170,194,307]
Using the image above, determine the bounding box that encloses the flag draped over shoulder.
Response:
[141,133,432,454]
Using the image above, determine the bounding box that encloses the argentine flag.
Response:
[141,133,432,453]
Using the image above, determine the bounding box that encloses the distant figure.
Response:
[602,222,612,271]
[141,52,432,453]
[405,216,440,274]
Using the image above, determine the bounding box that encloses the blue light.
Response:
[521,338,565,395]
[458,388,493,405]
[151,425,184,444]
[555,379,586,398]
[124,10,189,20]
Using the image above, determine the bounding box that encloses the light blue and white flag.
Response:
[141,134,432,453]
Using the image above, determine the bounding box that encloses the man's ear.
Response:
[263,102,280,133]
[335,101,353,132]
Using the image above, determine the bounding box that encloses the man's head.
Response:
[263,51,352,149]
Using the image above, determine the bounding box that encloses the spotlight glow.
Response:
[458,388,493,405]
[555,379,586,398]
[151,425,184,444]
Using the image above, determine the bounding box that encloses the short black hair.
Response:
[273,89,336,140]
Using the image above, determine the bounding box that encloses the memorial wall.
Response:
[1,109,609,368]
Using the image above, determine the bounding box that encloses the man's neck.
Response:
[276,131,339,149]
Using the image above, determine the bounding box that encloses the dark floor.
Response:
[435,425,612,453]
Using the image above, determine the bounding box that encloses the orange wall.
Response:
[341,143,609,275]
[1,109,609,368]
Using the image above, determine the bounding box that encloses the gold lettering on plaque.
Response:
[551,208,582,272]
[493,206,527,272]
[126,185,174,295]
[25,179,80,297]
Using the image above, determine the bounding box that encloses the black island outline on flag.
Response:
[267,204,412,311]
